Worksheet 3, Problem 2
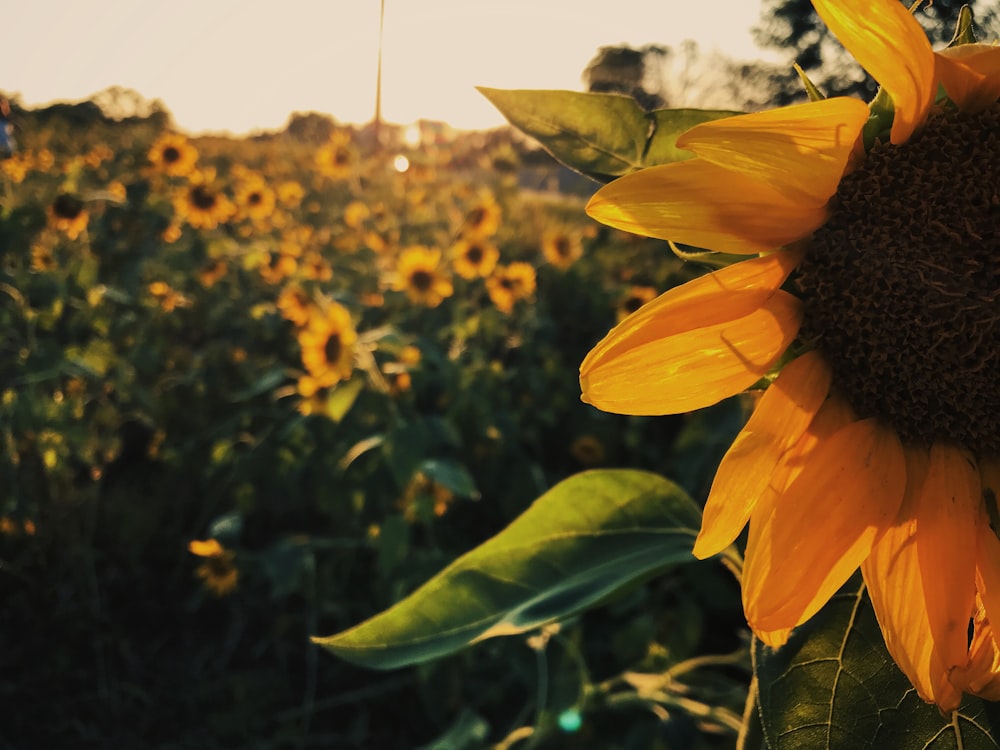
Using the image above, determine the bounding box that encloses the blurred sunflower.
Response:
[297,299,356,386]
[300,250,333,282]
[394,246,453,308]
[258,248,298,285]
[581,0,1000,711]
[277,285,312,327]
[188,539,238,597]
[315,131,355,180]
[235,177,276,223]
[197,258,228,288]
[47,193,89,240]
[148,133,198,177]
[148,281,190,312]
[486,262,536,314]
[173,172,236,230]
[461,192,501,238]
[541,227,583,270]
[617,285,658,322]
[277,179,305,208]
[569,434,606,468]
[343,200,370,229]
[451,237,500,280]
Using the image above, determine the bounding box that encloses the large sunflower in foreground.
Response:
[580,0,1000,711]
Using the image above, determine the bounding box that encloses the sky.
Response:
[7,0,769,135]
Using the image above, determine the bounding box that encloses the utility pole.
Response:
[373,0,385,149]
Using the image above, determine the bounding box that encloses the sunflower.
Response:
[148,133,198,177]
[277,285,312,327]
[461,192,502,239]
[394,246,453,308]
[541,227,583,270]
[173,172,235,230]
[617,285,658,322]
[258,248,298,285]
[277,179,305,208]
[235,177,276,223]
[47,193,89,240]
[451,237,500,280]
[580,0,1000,712]
[343,200,370,229]
[297,300,356,386]
[197,258,228,288]
[486,262,536,314]
[188,539,238,597]
[315,131,356,180]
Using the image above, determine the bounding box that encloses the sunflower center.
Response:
[410,269,434,291]
[796,104,1000,453]
[53,193,84,219]
[466,244,484,264]
[162,146,181,163]
[190,186,217,211]
[324,333,342,364]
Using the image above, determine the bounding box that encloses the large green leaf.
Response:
[755,575,1000,749]
[478,87,738,182]
[314,469,701,669]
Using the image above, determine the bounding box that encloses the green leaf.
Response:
[324,377,364,422]
[755,575,1000,749]
[314,469,701,669]
[415,458,479,500]
[478,87,738,182]
[644,108,742,166]
[948,5,978,46]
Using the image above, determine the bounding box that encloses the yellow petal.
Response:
[581,291,800,416]
[863,444,981,712]
[743,417,905,634]
[693,351,832,559]
[811,0,935,144]
[952,603,1000,701]
[936,45,1000,112]
[586,159,828,254]
[675,98,868,205]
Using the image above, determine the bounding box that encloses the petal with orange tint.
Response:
[952,604,1000,701]
[935,45,1000,112]
[742,417,906,635]
[693,351,832,560]
[583,249,802,369]
[676,98,868,205]
[581,291,801,416]
[862,444,981,712]
[811,0,935,144]
[585,159,828,254]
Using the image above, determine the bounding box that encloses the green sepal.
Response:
[948,5,978,47]
[793,63,826,102]
[478,87,740,183]
[755,574,1000,749]
[862,88,894,150]
[313,469,702,669]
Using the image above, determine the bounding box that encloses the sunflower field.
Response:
[1,98,752,748]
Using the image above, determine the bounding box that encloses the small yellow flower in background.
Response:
[258,249,298,285]
[297,299,357,386]
[461,192,502,239]
[450,237,500,280]
[173,172,236,230]
[581,0,1000,712]
[617,285,658,322]
[198,258,228,288]
[541,227,583,270]
[315,131,355,180]
[235,176,276,223]
[147,281,190,312]
[343,200,370,229]
[398,345,422,366]
[277,180,305,208]
[300,250,332,282]
[277,285,313,327]
[148,133,198,177]
[83,143,113,169]
[162,222,183,243]
[1,152,30,182]
[398,472,455,521]
[394,246,453,308]
[106,180,127,203]
[48,193,89,240]
[188,538,238,597]
[486,262,536,314]
[30,243,58,272]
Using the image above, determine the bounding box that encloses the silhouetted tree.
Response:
[583,44,670,110]
[754,0,1000,104]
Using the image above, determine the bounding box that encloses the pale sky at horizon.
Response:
[8,1,770,135]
